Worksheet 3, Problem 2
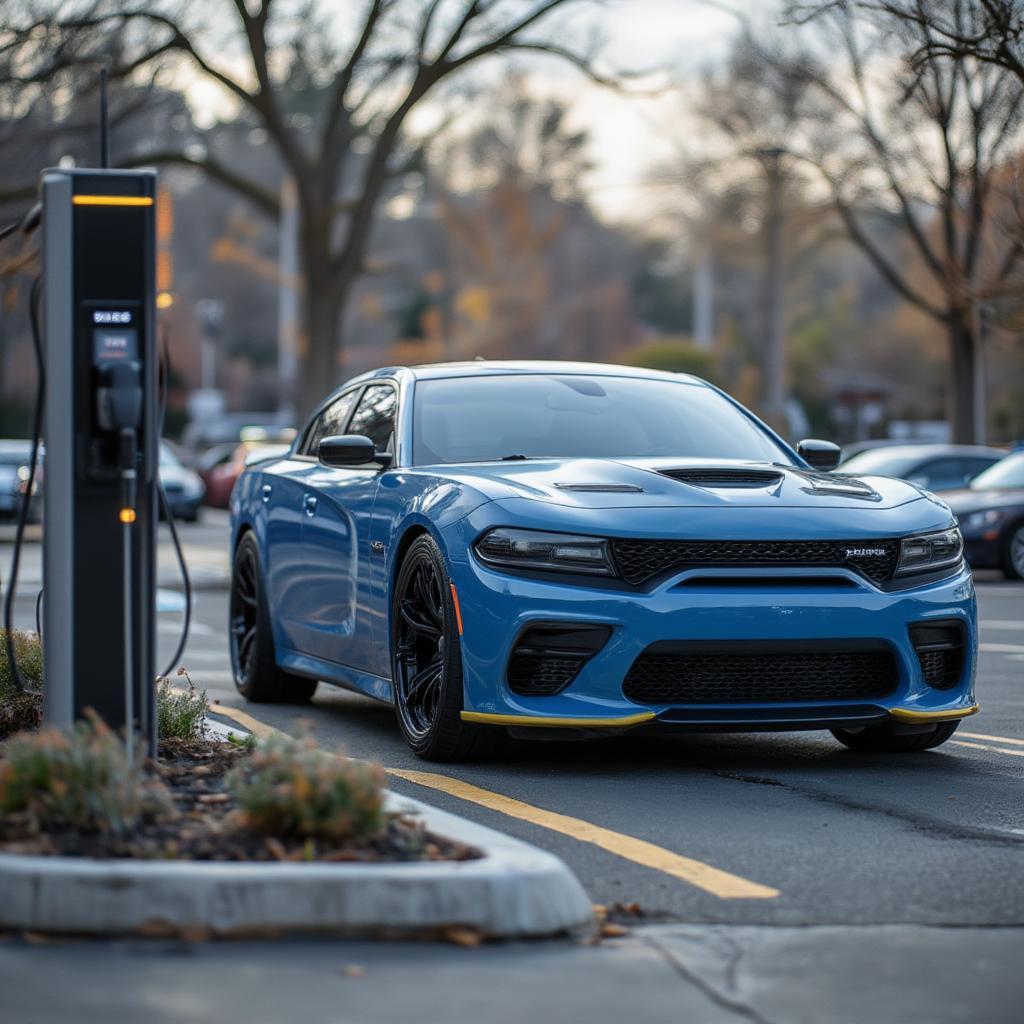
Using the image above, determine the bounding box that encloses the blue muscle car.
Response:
[229,362,977,760]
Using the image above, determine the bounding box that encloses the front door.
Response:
[295,383,398,672]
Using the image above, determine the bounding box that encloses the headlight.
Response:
[895,526,964,577]
[474,527,615,576]
[960,509,1004,533]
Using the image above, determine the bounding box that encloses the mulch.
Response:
[0,736,480,864]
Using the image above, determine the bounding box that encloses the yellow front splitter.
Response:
[461,710,656,730]
[889,704,979,723]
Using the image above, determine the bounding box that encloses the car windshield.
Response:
[837,450,925,477]
[159,444,183,470]
[411,375,791,465]
[970,453,1024,490]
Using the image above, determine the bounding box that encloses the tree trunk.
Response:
[948,313,986,444]
[296,270,345,422]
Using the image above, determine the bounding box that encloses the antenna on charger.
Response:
[99,67,110,168]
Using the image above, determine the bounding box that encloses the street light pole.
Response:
[759,147,787,431]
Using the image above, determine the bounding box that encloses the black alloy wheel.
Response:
[230,532,317,703]
[391,535,493,760]
[831,720,960,753]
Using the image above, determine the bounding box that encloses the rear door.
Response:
[295,383,398,672]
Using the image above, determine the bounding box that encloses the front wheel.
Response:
[230,532,317,704]
[831,720,960,753]
[391,535,492,761]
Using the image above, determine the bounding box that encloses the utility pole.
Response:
[278,175,299,424]
[759,147,786,431]
[692,240,714,351]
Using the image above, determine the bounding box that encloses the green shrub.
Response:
[0,629,43,699]
[0,714,172,835]
[156,669,209,740]
[625,338,718,383]
[227,733,385,842]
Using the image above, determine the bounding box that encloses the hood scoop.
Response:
[661,468,784,489]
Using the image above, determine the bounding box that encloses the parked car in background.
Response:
[181,413,294,458]
[160,442,205,521]
[838,444,1004,493]
[202,433,294,509]
[943,453,1024,579]
[0,441,42,523]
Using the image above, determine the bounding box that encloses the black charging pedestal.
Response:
[41,169,158,755]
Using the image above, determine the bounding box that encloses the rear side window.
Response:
[348,384,397,452]
[301,390,359,456]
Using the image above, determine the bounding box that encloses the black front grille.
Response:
[610,538,899,586]
[910,621,965,690]
[507,623,612,696]
[661,469,783,488]
[623,642,899,705]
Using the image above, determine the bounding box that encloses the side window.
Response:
[301,390,359,456]
[348,384,397,453]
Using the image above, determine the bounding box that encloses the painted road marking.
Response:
[952,740,1024,758]
[981,621,1024,630]
[979,643,1024,654]
[389,767,779,900]
[212,703,779,901]
[960,731,1024,747]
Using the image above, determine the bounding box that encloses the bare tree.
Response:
[2,1,618,415]
[767,2,1024,441]
[794,1,1024,84]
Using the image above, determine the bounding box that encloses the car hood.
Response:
[942,487,1024,514]
[431,457,933,511]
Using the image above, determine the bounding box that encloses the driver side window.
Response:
[301,390,359,457]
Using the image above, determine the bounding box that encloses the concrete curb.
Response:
[0,788,595,939]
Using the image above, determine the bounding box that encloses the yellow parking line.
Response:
[213,703,778,900]
[388,767,778,899]
[960,731,1024,747]
[211,703,285,739]
[952,740,1024,758]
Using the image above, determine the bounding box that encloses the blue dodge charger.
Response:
[229,362,978,760]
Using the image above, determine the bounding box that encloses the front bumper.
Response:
[445,521,979,733]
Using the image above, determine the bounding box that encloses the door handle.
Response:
[304,494,318,517]
[261,484,272,503]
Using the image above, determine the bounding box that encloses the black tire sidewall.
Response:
[391,535,466,757]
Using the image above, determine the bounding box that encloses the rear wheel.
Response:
[391,535,492,761]
[230,532,317,703]
[1001,522,1024,580]
[831,720,960,753]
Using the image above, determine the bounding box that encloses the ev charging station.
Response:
[40,168,159,756]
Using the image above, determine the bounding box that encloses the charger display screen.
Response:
[93,327,138,365]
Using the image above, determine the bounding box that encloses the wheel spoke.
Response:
[238,626,256,668]
[400,599,441,637]
[414,566,443,627]
[406,659,442,707]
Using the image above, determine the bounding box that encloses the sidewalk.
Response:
[2,924,1021,1024]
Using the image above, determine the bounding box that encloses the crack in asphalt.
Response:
[699,765,1024,849]
[641,931,775,1024]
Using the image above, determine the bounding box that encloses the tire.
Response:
[391,534,492,761]
[1001,521,1024,580]
[230,532,317,703]
[831,720,960,753]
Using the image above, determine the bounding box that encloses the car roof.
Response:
[345,360,707,387]
[843,443,1005,462]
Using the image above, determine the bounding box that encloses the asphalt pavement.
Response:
[3,512,1023,1022]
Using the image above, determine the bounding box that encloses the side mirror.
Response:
[796,438,841,471]
[318,434,392,469]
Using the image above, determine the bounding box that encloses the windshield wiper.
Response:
[499,454,531,461]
